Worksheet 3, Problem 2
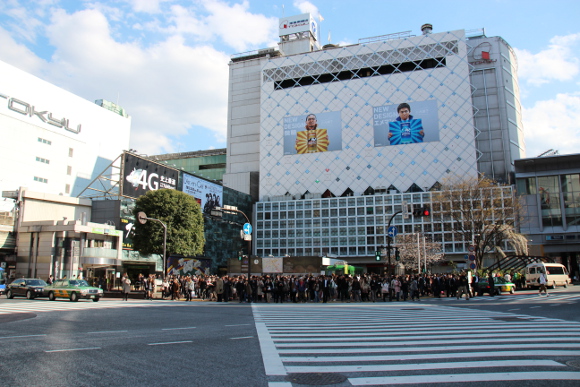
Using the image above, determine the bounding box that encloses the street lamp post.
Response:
[137,212,167,280]
[379,210,402,275]
[211,207,252,278]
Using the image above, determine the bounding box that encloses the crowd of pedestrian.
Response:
[120,270,526,303]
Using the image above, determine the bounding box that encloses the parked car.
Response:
[6,278,48,299]
[475,277,516,296]
[45,279,103,302]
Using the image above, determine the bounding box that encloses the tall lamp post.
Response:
[137,212,167,280]
[211,206,252,278]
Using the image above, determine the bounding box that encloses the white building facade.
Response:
[0,60,131,198]
[224,19,524,266]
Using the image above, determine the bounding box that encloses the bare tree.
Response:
[395,233,444,272]
[433,177,525,270]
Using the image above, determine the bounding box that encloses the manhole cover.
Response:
[285,373,347,385]
[567,360,580,369]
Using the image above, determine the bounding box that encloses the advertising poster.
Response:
[181,173,223,215]
[282,256,321,274]
[262,257,284,273]
[167,256,211,277]
[283,111,342,155]
[373,100,439,147]
[122,153,178,198]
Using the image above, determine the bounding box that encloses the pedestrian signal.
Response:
[395,247,401,261]
[375,251,381,261]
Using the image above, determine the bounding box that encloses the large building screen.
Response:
[283,111,343,155]
[373,100,440,147]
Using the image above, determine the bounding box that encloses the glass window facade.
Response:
[255,189,513,258]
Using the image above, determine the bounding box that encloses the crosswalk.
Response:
[0,298,193,315]
[429,292,580,304]
[253,303,580,386]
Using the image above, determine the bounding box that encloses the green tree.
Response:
[132,189,205,257]
[433,177,526,270]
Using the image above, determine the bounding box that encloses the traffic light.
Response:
[412,206,430,217]
[375,250,381,261]
[395,247,401,261]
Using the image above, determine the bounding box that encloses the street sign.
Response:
[387,226,398,238]
[137,211,147,224]
[243,223,252,235]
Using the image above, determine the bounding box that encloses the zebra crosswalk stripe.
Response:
[252,303,580,384]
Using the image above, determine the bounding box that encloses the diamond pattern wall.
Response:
[260,30,478,199]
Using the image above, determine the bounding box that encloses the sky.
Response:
[0,0,579,158]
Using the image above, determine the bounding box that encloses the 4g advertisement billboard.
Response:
[122,153,178,199]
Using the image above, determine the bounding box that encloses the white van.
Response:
[525,262,571,289]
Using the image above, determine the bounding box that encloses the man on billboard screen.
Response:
[295,114,329,153]
[388,103,425,145]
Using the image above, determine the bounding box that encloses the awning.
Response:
[79,257,123,267]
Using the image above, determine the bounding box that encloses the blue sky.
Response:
[0,0,579,158]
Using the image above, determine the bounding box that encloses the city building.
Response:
[149,149,227,184]
[515,153,580,277]
[4,189,121,281]
[0,59,131,198]
[224,15,525,270]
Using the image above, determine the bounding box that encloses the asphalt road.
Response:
[0,285,579,387]
[0,301,267,387]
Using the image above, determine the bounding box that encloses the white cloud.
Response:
[515,33,580,86]
[126,0,170,14]
[40,7,230,155]
[202,0,278,52]
[523,93,580,157]
[293,0,320,18]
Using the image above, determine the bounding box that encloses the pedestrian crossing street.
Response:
[430,292,580,304]
[253,303,580,386]
[0,299,190,315]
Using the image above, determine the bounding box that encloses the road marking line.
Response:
[286,359,563,373]
[230,336,254,340]
[282,350,580,362]
[0,334,47,339]
[278,343,580,354]
[148,340,193,346]
[45,347,101,353]
[349,371,580,385]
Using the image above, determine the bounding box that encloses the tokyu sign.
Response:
[0,92,81,134]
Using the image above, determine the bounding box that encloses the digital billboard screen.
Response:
[373,100,439,147]
[283,111,342,155]
[181,173,223,215]
[122,153,178,198]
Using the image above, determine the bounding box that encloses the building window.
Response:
[38,137,52,145]
[67,166,72,175]
[36,157,50,164]
[69,148,74,157]
[34,176,48,183]
[65,184,71,194]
